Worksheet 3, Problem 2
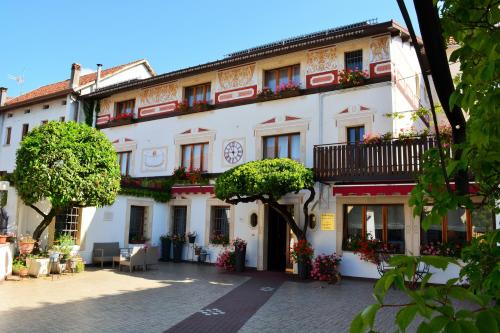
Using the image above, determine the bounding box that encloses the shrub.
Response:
[310,253,342,283]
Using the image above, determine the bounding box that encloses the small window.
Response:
[264,64,300,92]
[59,116,65,122]
[184,83,211,107]
[21,124,29,139]
[24,109,30,114]
[41,120,48,125]
[129,205,146,244]
[4,127,12,145]
[117,151,131,176]
[263,133,300,161]
[309,214,317,230]
[345,50,363,71]
[210,206,230,242]
[61,100,67,105]
[43,104,49,109]
[172,206,187,236]
[181,142,209,172]
[7,113,12,118]
[115,99,135,117]
[250,213,258,228]
[347,126,365,144]
[54,207,81,244]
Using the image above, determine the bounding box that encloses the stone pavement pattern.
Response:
[1,263,419,333]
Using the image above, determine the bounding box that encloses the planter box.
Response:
[26,258,50,277]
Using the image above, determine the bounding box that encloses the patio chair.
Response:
[119,247,146,272]
[376,250,394,277]
[145,246,160,270]
[112,248,131,268]
[92,242,120,267]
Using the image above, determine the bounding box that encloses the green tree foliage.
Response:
[13,121,121,241]
[215,159,315,239]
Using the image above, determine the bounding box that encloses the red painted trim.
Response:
[215,85,257,104]
[261,117,276,124]
[333,184,414,196]
[138,101,178,118]
[171,185,214,195]
[369,61,391,79]
[306,70,338,89]
[285,115,301,121]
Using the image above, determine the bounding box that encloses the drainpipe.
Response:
[92,64,103,128]
[0,87,7,151]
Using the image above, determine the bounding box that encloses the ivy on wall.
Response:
[83,100,100,126]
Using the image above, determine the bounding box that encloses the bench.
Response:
[92,242,120,267]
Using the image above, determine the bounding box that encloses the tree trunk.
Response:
[31,207,57,243]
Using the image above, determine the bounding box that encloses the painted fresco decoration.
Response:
[141,147,168,172]
[99,99,112,115]
[217,64,255,91]
[369,36,390,63]
[305,46,338,74]
[139,82,178,106]
[222,138,245,166]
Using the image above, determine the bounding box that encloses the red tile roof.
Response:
[3,59,148,108]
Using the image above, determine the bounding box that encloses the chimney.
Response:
[96,64,103,89]
[0,87,7,107]
[70,63,81,90]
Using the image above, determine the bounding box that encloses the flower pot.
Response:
[173,242,184,263]
[19,267,29,277]
[26,258,50,277]
[278,90,301,98]
[297,261,310,280]
[160,238,172,261]
[19,241,35,255]
[188,235,196,244]
[0,235,7,244]
[234,247,246,272]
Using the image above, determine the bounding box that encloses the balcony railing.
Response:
[314,137,438,182]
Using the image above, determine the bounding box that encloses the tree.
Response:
[13,121,121,242]
[215,159,315,240]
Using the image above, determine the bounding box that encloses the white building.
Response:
[1,20,496,282]
[0,59,155,248]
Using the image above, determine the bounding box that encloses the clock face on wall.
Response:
[224,141,244,164]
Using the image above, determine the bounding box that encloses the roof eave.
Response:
[0,89,74,112]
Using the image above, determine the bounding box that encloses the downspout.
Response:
[92,64,103,128]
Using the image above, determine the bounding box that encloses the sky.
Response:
[0,0,419,97]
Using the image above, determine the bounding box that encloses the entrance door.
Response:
[129,206,146,244]
[267,205,294,271]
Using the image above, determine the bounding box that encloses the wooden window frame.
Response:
[184,83,211,107]
[172,206,187,235]
[21,124,29,139]
[115,99,135,117]
[5,127,11,145]
[210,206,230,240]
[346,126,365,144]
[181,142,208,172]
[53,207,82,245]
[129,205,146,244]
[117,151,131,176]
[262,133,300,159]
[343,204,405,252]
[264,64,300,91]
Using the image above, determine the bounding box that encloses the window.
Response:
[185,83,211,107]
[347,126,365,144]
[43,104,49,109]
[343,204,405,253]
[54,207,81,244]
[309,214,317,229]
[61,100,67,105]
[115,99,135,117]
[41,120,48,125]
[59,116,65,122]
[210,206,230,241]
[129,205,146,244]
[24,109,30,114]
[421,206,494,246]
[264,64,300,92]
[4,127,11,145]
[263,133,300,161]
[21,124,29,139]
[345,50,363,71]
[250,213,258,228]
[117,151,131,176]
[172,206,187,235]
[181,142,209,171]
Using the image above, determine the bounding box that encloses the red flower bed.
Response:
[310,253,342,283]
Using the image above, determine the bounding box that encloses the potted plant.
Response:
[187,231,197,244]
[276,81,301,98]
[194,245,202,256]
[0,234,7,244]
[192,100,213,112]
[174,100,190,112]
[26,252,50,277]
[110,112,134,126]
[216,249,235,271]
[160,234,172,261]
[363,132,382,145]
[310,253,342,284]
[290,239,314,280]
[12,256,25,275]
[232,238,247,272]
[18,234,36,255]
[172,234,185,262]
[338,68,369,88]
[257,87,276,101]
[210,232,229,246]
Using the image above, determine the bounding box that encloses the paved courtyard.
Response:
[1,263,417,333]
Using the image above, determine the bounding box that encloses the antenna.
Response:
[8,68,26,95]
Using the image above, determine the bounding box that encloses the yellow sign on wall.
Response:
[321,213,335,230]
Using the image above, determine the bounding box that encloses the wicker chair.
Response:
[145,246,160,270]
[119,247,146,272]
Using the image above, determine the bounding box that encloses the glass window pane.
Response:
[182,146,191,169]
[196,86,204,103]
[264,137,275,159]
[420,206,443,245]
[471,207,493,238]
[290,134,300,161]
[186,87,194,107]
[279,68,289,87]
[447,208,467,245]
[202,144,209,171]
[205,85,211,102]
[265,71,276,92]
[120,154,128,175]
[192,144,202,170]
[292,65,300,84]
[359,127,365,142]
[278,135,289,158]
[173,206,187,235]
[346,205,363,241]
[366,205,383,241]
[387,205,405,253]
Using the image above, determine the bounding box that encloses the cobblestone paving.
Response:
[1,264,422,333]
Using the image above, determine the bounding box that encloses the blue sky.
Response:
[0,0,419,97]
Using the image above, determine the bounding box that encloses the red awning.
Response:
[332,183,479,196]
[171,185,214,195]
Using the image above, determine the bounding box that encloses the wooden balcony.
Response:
[314,137,438,182]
